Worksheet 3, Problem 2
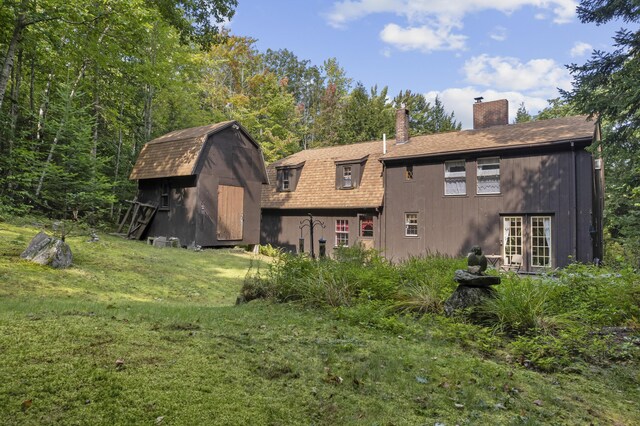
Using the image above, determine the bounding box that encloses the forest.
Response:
[0,0,460,223]
[1,0,638,264]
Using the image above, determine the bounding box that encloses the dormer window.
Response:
[335,156,367,190]
[343,166,352,188]
[276,162,304,192]
[282,169,291,191]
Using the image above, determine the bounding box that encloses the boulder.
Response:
[21,231,73,268]
[444,284,496,317]
[454,269,501,287]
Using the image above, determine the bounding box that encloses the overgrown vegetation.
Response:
[242,245,640,372]
[1,222,639,424]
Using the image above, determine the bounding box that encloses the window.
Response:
[477,157,500,194]
[160,181,170,209]
[343,166,353,188]
[503,216,523,265]
[281,169,290,191]
[405,213,418,237]
[444,160,466,195]
[335,220,349,246]
[405,165,414,180]
[360,215,374,238]
[531,216,552,267]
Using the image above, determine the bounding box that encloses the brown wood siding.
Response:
[383,148,595,269]
[261,209,381,257]
[194,127,264,246]
[137,176,198,246]
[217,185,244,240]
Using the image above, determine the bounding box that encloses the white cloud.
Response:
[489,26,507,42]
[462,54,571,95]
[570,41,593,57]
[326,1,576,53]
[425,87,552,129]
[327,0,577,28]
[380,23,467,52]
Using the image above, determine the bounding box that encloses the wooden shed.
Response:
[129,121,268,248]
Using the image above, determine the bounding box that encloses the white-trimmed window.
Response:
[405,213,418,237]
[531,216,552,267]
[503,216,522,265]
[343,166,353,188]
[336,219,349,246]
[477,157,500,194]
[444,160,466,195]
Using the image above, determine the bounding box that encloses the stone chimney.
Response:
[473,98,508,129]
[395,107,409,144]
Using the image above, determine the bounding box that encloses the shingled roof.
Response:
[381,116,596,161]
[262,115,597,210]
[261,140,391,209]
[130,121,237,180]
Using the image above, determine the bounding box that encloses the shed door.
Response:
[217,185,244,240]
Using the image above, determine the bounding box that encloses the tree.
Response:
[514,102,533,123]
[562,0,640,265]
[536,98,577,120]
[562,1,640,142]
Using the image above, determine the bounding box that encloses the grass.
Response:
[1,221,639,425]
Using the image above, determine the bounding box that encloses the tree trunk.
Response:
[35,25,110,198]
[35,66,85,197]
[36,73,53,144]
[110,98,124,219]
[0,8,26,112]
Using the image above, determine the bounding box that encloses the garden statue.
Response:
[444,245,501,316]
[466,245,488,274]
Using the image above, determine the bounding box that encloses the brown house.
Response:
[261,100,604,272]
[129,121,268,247]
[261,135,394,256]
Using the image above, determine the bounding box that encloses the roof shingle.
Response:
[130,121,234,180]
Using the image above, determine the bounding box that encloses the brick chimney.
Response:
[395,107,409,144]
[473,98,508,129]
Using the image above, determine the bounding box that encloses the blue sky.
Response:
[228,0,624,129]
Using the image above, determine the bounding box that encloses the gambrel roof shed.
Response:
[130,121,268,182]
[129,121,268,248]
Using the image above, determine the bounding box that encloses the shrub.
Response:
[394,254,466,314]
[549,263,640,326]
[481,276,565,335]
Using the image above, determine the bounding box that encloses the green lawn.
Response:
[1,222,638,425]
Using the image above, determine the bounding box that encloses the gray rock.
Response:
[444,284,496,316]
[454,269,501,286]
[21,231,73,268]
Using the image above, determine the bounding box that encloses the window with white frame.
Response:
[335,219,349,246]
[477,157,500,194]
[503,216,522,265]
[342,166,353,188]
[531,216,552,267]
[444,160,466,195]
[405,213,418,237]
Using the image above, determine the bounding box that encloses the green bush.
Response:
[241,245,399,307]
[481,276,565,334]
[393,254,463,314]
[550,264,640,326]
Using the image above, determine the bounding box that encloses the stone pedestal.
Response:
[444,269,501,317]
